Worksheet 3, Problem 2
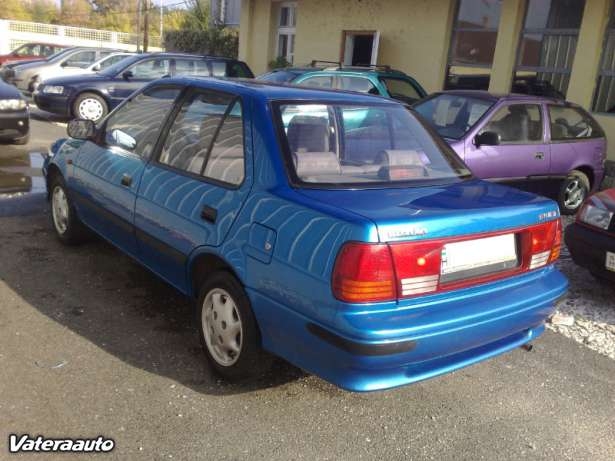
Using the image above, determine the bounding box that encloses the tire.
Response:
[12,133,29,145]
[197,271,272,380]
[558,170,590,215]
[49,175,88,245]
[72,92,108,122]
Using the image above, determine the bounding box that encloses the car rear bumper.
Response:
[565,222,615,281]
[249,266,568,391]
[0,109,29,140]
[33,92,71,116]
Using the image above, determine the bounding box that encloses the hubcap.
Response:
[52,186,69,234]
[78,98,104,121]
[201,288,243,366]
[564,178,585,210]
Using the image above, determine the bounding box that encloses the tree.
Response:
[60,0,93,27]
[1,0,32,21]
[26,0,59,24]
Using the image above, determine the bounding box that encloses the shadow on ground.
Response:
[0,194,308,396]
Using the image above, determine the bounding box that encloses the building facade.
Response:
[238,0,615,167]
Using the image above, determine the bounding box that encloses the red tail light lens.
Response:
[332,220,561,304]
[332,243,396,303]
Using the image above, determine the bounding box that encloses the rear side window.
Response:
[338,77,379,94]
[258,71,299,83]
[129,58,170,79]
[104,87,181,158]
[548,105,604,141]
[159,91,245,185]
[482,104,543,143]
[64,51,97,68]
[208,61,253,78]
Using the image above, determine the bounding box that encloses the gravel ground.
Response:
[548,216,615,360]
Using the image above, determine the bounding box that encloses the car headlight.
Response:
[0,99,27,111]
[41,85,64,94]
[579,204,613,230]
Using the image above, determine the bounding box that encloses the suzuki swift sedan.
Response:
[43,79,567,391]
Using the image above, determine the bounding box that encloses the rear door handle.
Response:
[200,205,217,223]
[120,174,132,187]
[534,152,545,160]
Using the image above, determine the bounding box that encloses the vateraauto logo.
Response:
[8,434,115,453]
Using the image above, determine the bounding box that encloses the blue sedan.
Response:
[43,78,567,391]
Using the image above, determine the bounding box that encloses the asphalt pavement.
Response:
[0,116,614,460]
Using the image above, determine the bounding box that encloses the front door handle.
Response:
[534,152,545,160]
[120,174,132,187]
[200,205,217,223]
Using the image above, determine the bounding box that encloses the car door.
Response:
[107,57,173,106]
[71,85,183,257]
[134,87,252,292]
[464,102,550,191]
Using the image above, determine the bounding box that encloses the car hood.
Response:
[0,81,24,99]
[42,73,109,86]
[297,179,560,242]
[585,189,615,212]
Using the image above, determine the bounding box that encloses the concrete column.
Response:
[238,0,274,75]
[566,0,611,108]
[488,0,526,93]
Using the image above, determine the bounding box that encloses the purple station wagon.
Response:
[414,91,606,214]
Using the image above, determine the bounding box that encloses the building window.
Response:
[277,2,297,64]
[513,0,586,98]
[593,3,615,113]
[445,0,502,90]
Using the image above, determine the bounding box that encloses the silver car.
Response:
[12,47,119,94]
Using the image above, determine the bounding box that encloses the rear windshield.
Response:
[275,102,471,187]
[380,77,423,104]
[414,94,494,140]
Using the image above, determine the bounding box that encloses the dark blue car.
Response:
[43,78,567,391]
[33,52,253,122]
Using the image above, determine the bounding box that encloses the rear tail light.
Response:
[332,220,561,304]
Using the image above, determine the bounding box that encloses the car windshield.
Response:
[258,70,302,83]
[44,47,75,61]
[275,102,471,187]
[414,94,495,140]
[380,77,422,104]
[98,55,143,76]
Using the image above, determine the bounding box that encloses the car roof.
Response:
[275,66,408,77]
[165,76,400,103]
[127,52,244,61]
[433,90,564,104]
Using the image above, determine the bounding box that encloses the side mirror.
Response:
[67,119,95,140]
[60,61,69,67]
[475,131,500,147]
[92,64,101,72]
[106,129,136,151]
[122,70,133,80]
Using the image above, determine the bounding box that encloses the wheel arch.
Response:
[45,163,64,199]
[188,250,245,299]
[570,165,594,189]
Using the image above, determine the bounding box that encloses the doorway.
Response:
[341,30,380,66]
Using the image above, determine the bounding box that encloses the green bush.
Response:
[164,27,239,58]
[268,56,292,70]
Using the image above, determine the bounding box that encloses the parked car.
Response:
[414,91,606,214]
[0,79,29,144]
[43,78,567,391]
[565,189,615,283]
[1,47,78,83]
[0,42,68,66]
[12,47,120,94]
[34,53,254,122]
[35,52,135,83]
[258,63,427,104]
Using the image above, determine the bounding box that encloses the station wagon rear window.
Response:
[275,102,471,186]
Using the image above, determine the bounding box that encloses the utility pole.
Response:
[159,0,163,48]
[136,0,142,53]
[143,0,149,52]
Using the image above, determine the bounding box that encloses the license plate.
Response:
[441,233,518,280]
[606,252,615,272]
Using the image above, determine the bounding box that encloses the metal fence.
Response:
[0,19,162,55]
